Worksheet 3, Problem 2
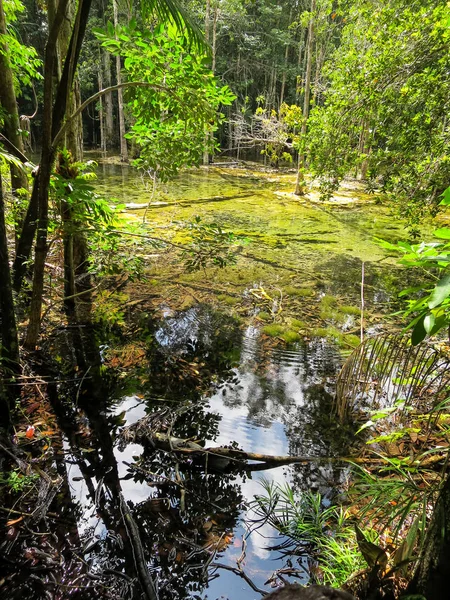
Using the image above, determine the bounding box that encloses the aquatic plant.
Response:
[262,324,285,337]
[281,330,301,344]
[250,480,366,588]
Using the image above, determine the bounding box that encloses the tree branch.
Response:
[52,82,168,148]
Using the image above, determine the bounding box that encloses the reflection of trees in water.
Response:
[285,384,356,498]
[26,323,244,600]
[131,454,243,599]
[1,303,356,599]
[144,305,242,399]
[219,337,341,430]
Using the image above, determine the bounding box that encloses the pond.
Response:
[87,162,410,598]
[2,162,415,600]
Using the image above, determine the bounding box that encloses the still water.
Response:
[59,162,410,598]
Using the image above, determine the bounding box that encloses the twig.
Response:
[210,562,267,595]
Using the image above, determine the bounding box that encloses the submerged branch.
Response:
[121,430,375,470]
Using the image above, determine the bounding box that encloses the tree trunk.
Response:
[279,9,291,109]
[25,0,93,349]
[202,0,212,166]
[280,43,289,108]
[295,0,315,196]
[113,0,128,162]
[0,0,29,217]
[408,473,450,599]
[0,172,21,430]
[98,64,105,152]
[0,172,20,369]
[103,49,114,150]
[13,182,39,292]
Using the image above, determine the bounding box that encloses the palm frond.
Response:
[140,0,207,51]
[335,333,450,419]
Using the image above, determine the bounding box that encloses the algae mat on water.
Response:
[94,162,412,341]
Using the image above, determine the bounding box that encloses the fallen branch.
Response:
[120,430,376,469]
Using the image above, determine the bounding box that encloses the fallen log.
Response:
[121,429,375,471]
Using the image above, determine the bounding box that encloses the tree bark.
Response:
[0,172,20,430]
[25,0,93,349]
[98,63,105,152]
[295,0,315,196]
[103,49,115,150]
[0,173,20,368]
[112,0,128,162]
[0,0,29,212]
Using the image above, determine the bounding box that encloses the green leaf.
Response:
[411,315,427,346]
[439,187,450,206]
[423,313,435,333]
[433,228,450,240]
[428,273,450,309]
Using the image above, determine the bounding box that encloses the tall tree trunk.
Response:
[0,173,20,368]
[295,0,315,196]
[280,43,289,108]
[0,0,29,220]
[0,172,20,430]
[25,0,92,349]
[112,0,128,162]
[103,49,114,150]
[211,4,218,73]
[295,29,306,104]
[203,0,212,165]
[12,181,38,292]
[279,9,291,109]
[98,64,105,152]
[52,0,86,317]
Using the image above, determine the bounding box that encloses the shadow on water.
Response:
[0,303,355,600]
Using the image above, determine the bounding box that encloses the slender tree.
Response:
[294,0,315,195]
[0,0,28,201]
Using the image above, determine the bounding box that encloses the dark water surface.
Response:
[66,312,349,599]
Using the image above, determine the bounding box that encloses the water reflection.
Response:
[111,305,352,598]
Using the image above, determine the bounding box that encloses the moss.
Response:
[310,326,342,340]
[284,286,315,297]
[262,324,285,337]
[258,311,271,321]
[222,295,239,306]
[319,307,347,324]
[290,318,307,329]
[341,305,361,316]
[281,330,301,343]
[320,295,338,308]
[344,334,361,348]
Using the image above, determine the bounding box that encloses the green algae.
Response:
[258,311,271,321]
[284,286,315,297]
[94,161,424,348]
[262,324,285,337]
[281,330,301,343]
[341,305,361,316]
[310,326,360,350]
[217,294,240,306]
[320,295,338,308]
[290,318,307,329]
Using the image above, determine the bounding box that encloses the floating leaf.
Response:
[6,517,23,526]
